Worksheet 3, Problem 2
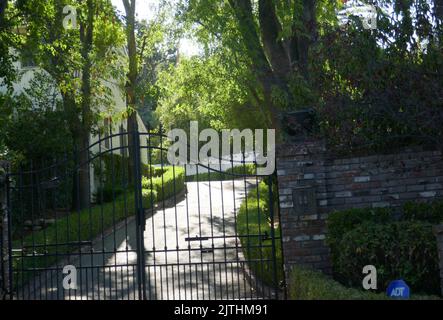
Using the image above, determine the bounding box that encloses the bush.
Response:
[327,207,393,265]
[403,201,443,224]
[334,221,440,295]
[237,181,283,287]
[142,166,185,202]
[94,185,125,204]
[327,201,443,296]
[93,153,130,187]
[289,266,387,300]
[142,189,158,208]
[186,163,257,182]
[141,164,164,178]
[289,266,438,300]
[93,154,174,204]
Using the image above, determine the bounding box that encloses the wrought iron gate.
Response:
[0,129,284,300]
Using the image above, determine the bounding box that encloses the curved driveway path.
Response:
[18,179,261,300]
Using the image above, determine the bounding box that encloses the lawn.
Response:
[236,180,284,289]
[12,166,185,290]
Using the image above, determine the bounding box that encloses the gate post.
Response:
[0,161,12,300]
[276,140,331,290]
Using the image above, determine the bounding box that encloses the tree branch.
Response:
[258,0,290,80]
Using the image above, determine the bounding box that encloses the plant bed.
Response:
[326,201,443,296]
[236,180,284,291]
[289,266,440,300]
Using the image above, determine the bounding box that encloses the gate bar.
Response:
[268,175,279,300]
[0,161,12,299]
[132,129,147,300]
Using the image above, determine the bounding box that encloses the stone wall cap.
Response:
[276,140,326,157]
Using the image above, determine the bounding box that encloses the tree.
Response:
[14,0,125,209]
[1,72,73,165]
[156,53,268,133]
[179,0,331,134]
[313,0,443,153]
[122,0,139,183]
[0,0,20,89]
[136,11,179,127]
[77,0,95,209]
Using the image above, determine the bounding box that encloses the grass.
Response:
[186,163,257,182]
[236,180,284,288]
[289,266,441,300]
[12,166,185,290]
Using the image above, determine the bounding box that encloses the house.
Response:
[0,47,151,197]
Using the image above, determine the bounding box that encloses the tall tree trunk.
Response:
[62,93,82,210]
[296,0,316,81]
[76,0,94,210]
[258,0,291,81]
[228,0,318,137]
[228,0,282,135]
[123,0,138,181]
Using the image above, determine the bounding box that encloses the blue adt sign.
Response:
[386,280,410,299]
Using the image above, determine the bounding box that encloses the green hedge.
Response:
[186,164,257,182]
[326,201,443,296]
[142,166,185,202]
[289,266,439,300]
[236,180,283,287]
[93,153,165,204]
[335,221,440,295]
[403,201,443,224]
[327,207,393,266]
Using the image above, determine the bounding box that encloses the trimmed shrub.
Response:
[92,153,130,204]
[142,189,158,208]
[93,153,129,186]
[326,207,393,266]
[186,163,257,182]
[289,266,438,300]
[334,221,440,295]
[94,185,125,204]
[289,266,387,300]
[327,201,443,296]
[403,201,443,224]
[141,164,164,178]
[237,181,283,287]
[142,166,185,202]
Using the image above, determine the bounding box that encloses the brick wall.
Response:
[276,139,443,280]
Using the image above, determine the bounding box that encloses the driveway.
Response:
[16,179,260,300]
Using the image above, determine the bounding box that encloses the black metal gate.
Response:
[0,129,284,300]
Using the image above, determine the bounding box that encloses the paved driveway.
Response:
[17,179,260,300]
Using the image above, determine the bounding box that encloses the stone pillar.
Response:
[0,161,11,299]
[276,140,331,284]
[433,225,443,297]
